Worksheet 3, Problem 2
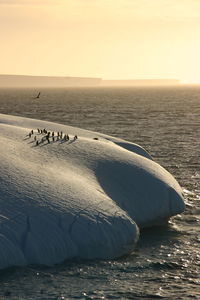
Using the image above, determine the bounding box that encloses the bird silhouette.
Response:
[35,92,41,99]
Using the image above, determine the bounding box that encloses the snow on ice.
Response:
[0,114,185,269]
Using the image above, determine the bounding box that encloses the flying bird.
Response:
[35,92,41,99]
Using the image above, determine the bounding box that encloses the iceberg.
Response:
[0,113,185,269]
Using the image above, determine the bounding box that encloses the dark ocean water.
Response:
[0,86,199,299]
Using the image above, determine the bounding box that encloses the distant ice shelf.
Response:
[0,113,185,269]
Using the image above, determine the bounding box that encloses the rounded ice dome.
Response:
[0,114,185,269]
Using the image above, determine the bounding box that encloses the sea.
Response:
[0,86,199,300]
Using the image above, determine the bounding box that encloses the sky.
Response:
[1,0,200,82]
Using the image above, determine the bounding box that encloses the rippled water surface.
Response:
[0,86,199,299]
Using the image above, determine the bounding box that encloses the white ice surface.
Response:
[0,114,185,269]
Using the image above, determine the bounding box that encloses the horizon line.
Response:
[0,74,180,81]
[1,74,200,85]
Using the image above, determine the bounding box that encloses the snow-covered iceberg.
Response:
[0,113,185,269]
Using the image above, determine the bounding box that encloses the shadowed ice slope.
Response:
[0,114,185,269]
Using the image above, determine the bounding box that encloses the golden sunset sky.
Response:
[1,0,200,83]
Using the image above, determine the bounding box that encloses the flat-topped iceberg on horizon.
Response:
[0,113,185,269]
